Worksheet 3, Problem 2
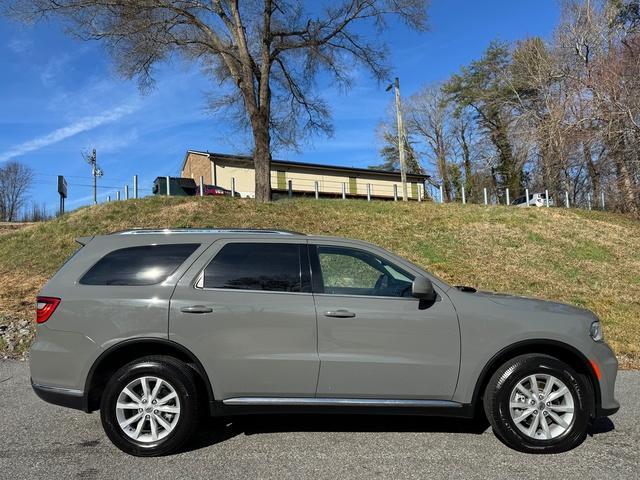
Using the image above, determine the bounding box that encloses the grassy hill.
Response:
[1,196,639,368]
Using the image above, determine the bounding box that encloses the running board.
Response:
[222,397,462,408]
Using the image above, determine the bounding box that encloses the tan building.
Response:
[181,150,430,200]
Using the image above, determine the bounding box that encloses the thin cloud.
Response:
[7,37,33,54]
[0,104,139,163]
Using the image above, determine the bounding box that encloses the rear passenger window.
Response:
[203,243,302,292]
[80,244,199,286]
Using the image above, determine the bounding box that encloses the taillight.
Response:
[36,297,61,323]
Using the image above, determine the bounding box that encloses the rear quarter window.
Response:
[80,244,199,286]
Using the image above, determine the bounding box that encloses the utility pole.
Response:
[387,77,408,201]
[83,149,103,205]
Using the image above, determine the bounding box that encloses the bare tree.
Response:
[4,0,428,202]
[0,161,34,221]
[451,110,477,200]
[406,85,455,201]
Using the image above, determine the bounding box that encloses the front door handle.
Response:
[324,309,356,318]
[181,305,213,314]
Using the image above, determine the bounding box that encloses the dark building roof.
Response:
[183,150,430,180]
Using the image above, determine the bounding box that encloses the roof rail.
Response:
[112,228,305,236]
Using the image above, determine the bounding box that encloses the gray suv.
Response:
[30,229,619,456]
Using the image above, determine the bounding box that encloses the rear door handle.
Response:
[180,305,213,314]
[324,309,356,318]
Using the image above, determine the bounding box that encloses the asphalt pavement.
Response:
[0,360,638,480]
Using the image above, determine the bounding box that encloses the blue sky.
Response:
[0,0,559,213]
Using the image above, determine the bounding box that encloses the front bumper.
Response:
[592,341,620,417]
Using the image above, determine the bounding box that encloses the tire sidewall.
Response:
[490,355,590,454]
[100,358,198,456]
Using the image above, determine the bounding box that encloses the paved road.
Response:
[1,360,638,480]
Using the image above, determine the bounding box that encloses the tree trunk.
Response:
[491,120,520,199]
[460,130,473,199]
[583,142,601,201]
[615,155,638,214]
[252,118,272,202]
[436,135,451,202]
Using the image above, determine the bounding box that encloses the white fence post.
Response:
[125,185,130,200]
[505,188,510,206]
[545,189,549,207]
[116,191,121,201]
[367,184,371,201]
[461,186,466,204]
[199,176,204,197]
[107,195,111,202]
[587,193,592,210]
[231,177,236,197]
[483,188,488,206]
[393,184,398,201]
[133,175,138,199]
[342,183,346,200]
[288,180,293,198]
[314,181,319,199]
[565,191,570,208]
[440,184,444,204]
[525,188,530,207]
[166,176,171,196]
[601,192,605,210]
[417,184,422,202]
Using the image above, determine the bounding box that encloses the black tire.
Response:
[100,355,200,456]
[483,354,591,454]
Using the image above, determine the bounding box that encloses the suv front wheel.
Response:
[483,354,591,454]
[100,356,200,456]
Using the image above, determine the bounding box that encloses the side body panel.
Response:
[168,239,320,399]
[311,240,461,400]
[450,289,618,411]
[31,236,209,391]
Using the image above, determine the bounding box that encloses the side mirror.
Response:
[412,276,436,302]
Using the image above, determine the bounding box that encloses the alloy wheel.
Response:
[508,373,575,440]
[115,376,181,443]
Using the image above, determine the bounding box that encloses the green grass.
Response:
[1,196,639,367]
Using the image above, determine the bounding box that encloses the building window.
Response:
[349,177,358,195]
[277,171,287,190]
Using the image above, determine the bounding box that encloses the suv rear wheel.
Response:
[100,355,200,456]
[483,354,591,454]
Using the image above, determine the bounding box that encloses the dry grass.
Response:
[0,196,638,367]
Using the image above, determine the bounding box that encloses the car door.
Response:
[169,239,319,399]
[310,242,460,400]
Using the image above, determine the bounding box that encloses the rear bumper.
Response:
[597,404,620,416]
[31,380,85,411]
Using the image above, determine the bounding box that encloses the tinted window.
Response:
[315,246,413,297]
[203,243,303,292]
[80,244,199,286]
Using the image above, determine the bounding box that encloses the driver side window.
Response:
[315,245,414,297]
